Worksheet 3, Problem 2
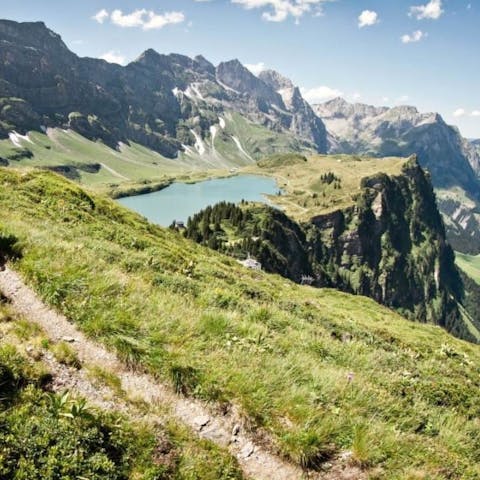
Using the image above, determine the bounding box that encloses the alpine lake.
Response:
[117,174,279,226]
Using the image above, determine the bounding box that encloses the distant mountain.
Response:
[471,139,480,156]
[0,19,327,161]
[314,98,480,253]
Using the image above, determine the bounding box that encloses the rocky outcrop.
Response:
[185,158,474,342]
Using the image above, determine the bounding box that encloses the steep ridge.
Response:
[314,98,480,253]
[259,69,327,152]
[185,156,479,343]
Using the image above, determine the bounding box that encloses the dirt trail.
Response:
[0,266,363,480]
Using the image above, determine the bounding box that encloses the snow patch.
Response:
[172,87,181,97]
[190,130,206,155]
[184,83,205,102]
[271,103,291,116]
[452,207,464,221]
[181,144,195,157]
[9,131,33,148]
[190,84,205,100]
[210,125,217,152]
[231,136,253,162]
[219,117,226,129]
[277,87,295,109]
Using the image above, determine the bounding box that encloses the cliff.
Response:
[185,158,478,342]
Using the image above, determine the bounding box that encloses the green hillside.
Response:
[0,167,480,478]
[456,252,480,284]
[0,301,243,480]
[0,111,309,195]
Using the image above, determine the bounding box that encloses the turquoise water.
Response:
[117,175,278,226]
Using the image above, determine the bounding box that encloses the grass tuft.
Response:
[52,341,82,369]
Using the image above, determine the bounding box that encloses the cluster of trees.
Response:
[320,172,341,185]
[181,201,260,252]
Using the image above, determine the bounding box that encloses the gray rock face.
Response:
[0,20,328,158]
[314,98,480,191]
[314,98,480,253]
[216,60,283,107]
[258,69,294,90]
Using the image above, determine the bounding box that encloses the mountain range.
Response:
[1,19,480,253]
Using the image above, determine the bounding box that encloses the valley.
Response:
[1,14,480,480]
[2,18,480,257]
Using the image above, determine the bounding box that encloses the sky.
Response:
[1,0,479,138]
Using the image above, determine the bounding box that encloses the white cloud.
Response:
[231,0,329,23]
[100,51,126,65]
[245,62,268,75]
[401,30,426,43]
[111,9,148,28]
[92,9,109,24]
[358,10,378,28]
[452,109,480,118]
[351,92,362,100]
[96,9,185,30]
[300,86,343,104]
[409,0,443,20]
[143,11,185,30]
[396,95,410,103]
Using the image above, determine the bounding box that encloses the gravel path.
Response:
[0,265,364,480]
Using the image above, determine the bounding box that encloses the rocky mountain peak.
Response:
[216,59,256,91]
[134,48,163,65]
[258,69,294,91]
[194,54,215,75]
[315,97,388,120]
[0,20,329,168]
[216,59,284,108]
[0,19,69,54]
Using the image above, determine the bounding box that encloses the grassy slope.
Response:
[0,130,185,183]
[242,154,408,221]
[0,302,243,480]
[217,112,312,162]
[456,252,480,284]
[0,168,479,478]
[0,113,311,194]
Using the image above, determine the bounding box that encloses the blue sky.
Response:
[1,0,479,137]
